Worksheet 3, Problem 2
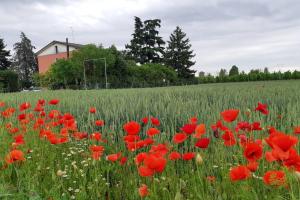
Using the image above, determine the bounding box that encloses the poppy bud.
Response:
[196,153,203,165]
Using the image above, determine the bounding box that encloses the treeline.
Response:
[36,17,197,89]
[198,66,300,83]
[1,17,300,92]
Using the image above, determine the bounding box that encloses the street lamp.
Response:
[83,58,108,89]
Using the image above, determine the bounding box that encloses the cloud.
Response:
[1,0,300,73]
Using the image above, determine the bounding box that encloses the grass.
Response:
[0,80,300,200]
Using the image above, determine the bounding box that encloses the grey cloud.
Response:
[0,0,300,73]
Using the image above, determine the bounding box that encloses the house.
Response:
[36,40,83,73]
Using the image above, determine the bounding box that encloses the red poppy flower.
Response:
[246,161,259,172]
[18,113,26,121]
[0,101,5,107]
[5,150,26,164]
[194,124,206,138]
[106,153,121,162]
[49,99,59,105]
[142,117,148,124]
[89,107,96,113]
[235,121,251,132]
[138,165,155,177]
[294,126,300,134]
[135,152,147,165]
[89,145,104,160]
[38,99,45,106]
[123,121,141,135]
[229,165,250,181]
[19,102,31,111]
[255,102,269,115]
[151,117,160,126]
[251,121,262,131]
[195,138,210,149]
[182,152,195,160]
[95,120,104,127]
[146,128,160,137]
[139,184,149,198]
[263,170,286,187]
[181,123,197,135]
[265,132,298,160]
[168,151,181,160]
[14,134,25,146]
[90,132,102,141]
[119,157,127,165]
[222,131,236,146]
[221,109,239,123]
[173,133,188,144]
[189,117,198,124]
[243,142,263,162]
[143,154,167,173]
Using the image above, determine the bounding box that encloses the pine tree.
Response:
[12,32,38,88]
[164,26,196,79]
[126,17,165,64]
[142,19,165,63]
[229,65,239,76]
[125,16,144,63]
[0,37,11,70]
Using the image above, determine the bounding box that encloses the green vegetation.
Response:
[0,80,300,199]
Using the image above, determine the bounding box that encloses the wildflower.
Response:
[173,133,187,144]
[195,138,210,149]
[255,102,268,115]
[106,153,122,162]
[150,117,160,126]
[181,123,197,135]
[182,152,195,161]
[5,150,26,164]
[247,161,259,172]
[168,151,181,161]
[193,124,206,138]
[142,117,148,124]
[221,109,239,123]
[146,127,160,137]
[95,120,104,127]
[263,170,286,187]
[230,165,251,181]
[49,99,59,105]
[89,107,96,113]
[19,102,31,111]
[138,184,149,197]
[243,142,263,162]
[222,131,236,146]
[294,126,300,134]
[123,121,141,135]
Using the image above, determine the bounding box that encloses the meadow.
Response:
[1,80,300,200]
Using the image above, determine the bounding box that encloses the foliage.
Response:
[11,32,38,88]
[199,69,300,84]
[128,63,178,87]
[164,26,196,79]
[0,37,11,70]
[229,65,239,76]
[0,70,19,92]
[126,17,165,64]
[0,81,300,199]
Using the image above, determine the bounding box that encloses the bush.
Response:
[128,63,178,87]
[0,70,19,92]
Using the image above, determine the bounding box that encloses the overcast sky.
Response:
[1,0,300,74]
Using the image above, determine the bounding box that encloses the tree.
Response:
[142,19,165,63]
[0,37,11,70]
[125,17,144,63]
[164,26,196,79]
[229,65,239,76]
[219,68,227,78]
[126,17,165,64]
[11,32,38,88]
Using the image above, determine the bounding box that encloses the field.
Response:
[1,80,300,200]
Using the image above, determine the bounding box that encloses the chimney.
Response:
[66,37,70,59]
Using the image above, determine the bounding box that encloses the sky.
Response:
[1,0,300,74]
